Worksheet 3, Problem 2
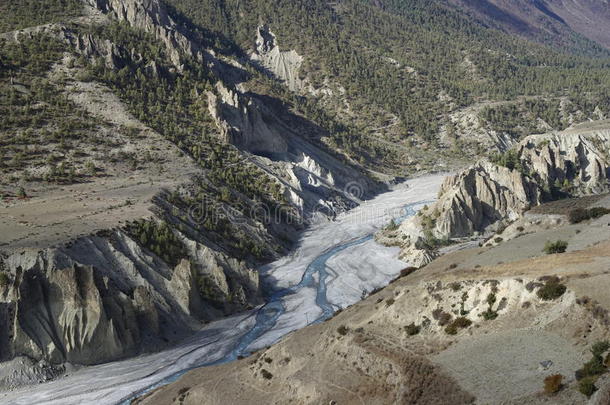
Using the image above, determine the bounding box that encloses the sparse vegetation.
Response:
[578,377,598,397]
[385,219,399,231]
[337,325,349,336]
[432,309,452,326]
[591,341,610,357]
[481,292,498,320]
[125,220,188,267]
[574,341,610,397]
[0,272,9,287]
[543,240,568,255]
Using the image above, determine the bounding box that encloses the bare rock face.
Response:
[0,227,262,366]
[433,161,542,238]
[85,0,199,65]
[207,83,289,156]
[207,81,380,217]
[250,25,305,92]
[381,124,610,266]
[519,129,610,195]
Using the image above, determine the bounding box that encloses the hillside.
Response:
[448,0,610,52]
[1,0,610,393]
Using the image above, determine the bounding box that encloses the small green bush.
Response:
[543,240,568,254]
[405,323,420,336]
[432,309,452,326]
[337,325,349,336]
[385,219,399,231]
[578,376,597,397]
[578,356,607,379]
[591,341,610,357]
[0,272,9,287]
[445,317,472,335]
[17,186,27,199]
[481,309,498,320]
[537,277,567,301]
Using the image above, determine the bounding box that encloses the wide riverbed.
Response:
[0,174,445,405]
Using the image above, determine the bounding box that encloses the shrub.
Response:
[400,267,417,278]
[0,272,9,287]
[543,374,563,394]
[445,317,472,335]
[481,309,498,320]
[569,207,610,224]
[260,369,273,379]
[432,309,452,326]
[591,341,610,357]
[17,186,27,199]
[337,325,349,336]
[386,219,399,231]
[385,298,395,306]
[578,376,597,397]
[537,277,567,301]
[405,323,420,336]
[577,356,607,379]
[543,240,568,254]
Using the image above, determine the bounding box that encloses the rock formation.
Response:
[250,25,305,92]
[379,124,610,266]
[0,226,262,365]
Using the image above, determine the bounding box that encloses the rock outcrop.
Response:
[0,227,262,365]
[379,124,610,266]
[207,81,381,216]
[250,25,305,92]
[85,0,201,65]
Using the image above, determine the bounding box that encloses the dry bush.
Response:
[543,374,563,394]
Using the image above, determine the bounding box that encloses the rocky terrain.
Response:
[378,121,610,266]
[136,191,610,404]
[0,0,380,371]
[2,0,610,401]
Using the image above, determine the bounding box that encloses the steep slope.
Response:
[165,0,610,173]
[0,0,379,367]
[379,122,610,266]
[447,0,610,52]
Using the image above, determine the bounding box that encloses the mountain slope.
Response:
[1,0,610,375]
[447,0,610,52]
